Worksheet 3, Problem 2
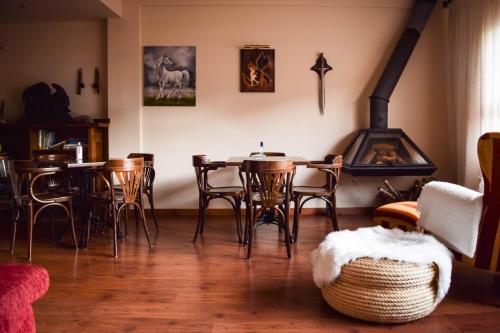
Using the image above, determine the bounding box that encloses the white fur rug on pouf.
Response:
[310,226,453,304]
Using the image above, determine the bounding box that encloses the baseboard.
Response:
[146,207,374,217]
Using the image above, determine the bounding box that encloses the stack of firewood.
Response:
[378,178,436,203]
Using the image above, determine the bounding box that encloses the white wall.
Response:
[108,0,451,209]
[0,20,107,122]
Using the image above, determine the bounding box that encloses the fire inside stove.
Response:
[360,139,427,166]
[343,129,436,176]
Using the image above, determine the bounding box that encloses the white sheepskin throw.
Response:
[417,181,483,258]
[310,226,453,304]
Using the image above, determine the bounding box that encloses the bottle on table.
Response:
[76,142,83,161]
[259,141,264,156]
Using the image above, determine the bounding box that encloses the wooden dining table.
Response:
[65,160,106,169]
[225,156,309,166]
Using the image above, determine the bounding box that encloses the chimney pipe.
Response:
[369,0,436,129]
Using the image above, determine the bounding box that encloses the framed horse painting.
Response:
[240,48,275,93]
[143,46,196,106]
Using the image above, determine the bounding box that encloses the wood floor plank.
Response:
[0,213,499,333]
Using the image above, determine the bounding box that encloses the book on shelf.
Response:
[48,138,87,151]
[37,130,57,149]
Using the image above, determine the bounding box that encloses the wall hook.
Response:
[77,68,85,95]
[91,68,100,94]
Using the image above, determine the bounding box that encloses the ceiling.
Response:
[0,0,122,23]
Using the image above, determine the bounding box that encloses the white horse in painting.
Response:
[155,55,190,100]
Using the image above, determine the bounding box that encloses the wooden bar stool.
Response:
[242,159,295,258]
[192,155,244,243]
[292,155,342,242]
[11,160,77,261]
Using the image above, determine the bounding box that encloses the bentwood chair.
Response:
[34,152,71,184]
[94,157,154,257]
[242,159,295,258]
[0,156,12,209]
[242,152,288,199]
[292,155,342,242]
[11,160,77,261]
[0,158,14,249]
[127,153,158,231]
[374,132,500,273]
[192,155,244,243]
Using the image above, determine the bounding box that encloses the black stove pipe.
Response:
[369,0,436,129]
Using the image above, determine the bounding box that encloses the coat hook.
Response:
[77,68,85,95]
[91,68,100,94]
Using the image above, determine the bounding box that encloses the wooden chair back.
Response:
[242,159,295,208]
[474,132,500,272]
[193,155,209,193]
[0,155,11,179]
[192,155,225,193]
[0,156,12,198]
[324,154,343,193]
[33,151,73,166]
[9,160,24,207]
[12,160,64,204]
[128,153,154,166]
[106,157,144,204]
[128,153,155,193]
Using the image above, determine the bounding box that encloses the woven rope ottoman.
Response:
[321,257,438,323]
[310,227,452,324]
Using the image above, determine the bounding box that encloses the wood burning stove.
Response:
[343,0,437,176]
[343,129,436,176]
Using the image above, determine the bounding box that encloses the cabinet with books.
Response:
[0,119,109,161]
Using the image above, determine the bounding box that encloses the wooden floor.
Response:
[0,212,499,333]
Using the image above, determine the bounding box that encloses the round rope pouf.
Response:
[321,257,439,323]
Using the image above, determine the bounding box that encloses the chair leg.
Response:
[124,205,129,238]
[200,197,207,234]
[134,204,139,225]
[283,204,292,259]
[68,201,78,250]
[292,195,300,243]
[243,201,249,246]
[9,206,19,254]
[27,203,33,261]
[330,194,339,231]
[148,191,160,231]
[139,199,154,248]
[50,207,56,244]
[112,204,118,258]
[234,197,242,244]
[247,204,255,259]
[193,196,203,243]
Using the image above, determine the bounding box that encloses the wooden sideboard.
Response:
[0,120,109,161]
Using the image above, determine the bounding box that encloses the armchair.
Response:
[373,132,500,272]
